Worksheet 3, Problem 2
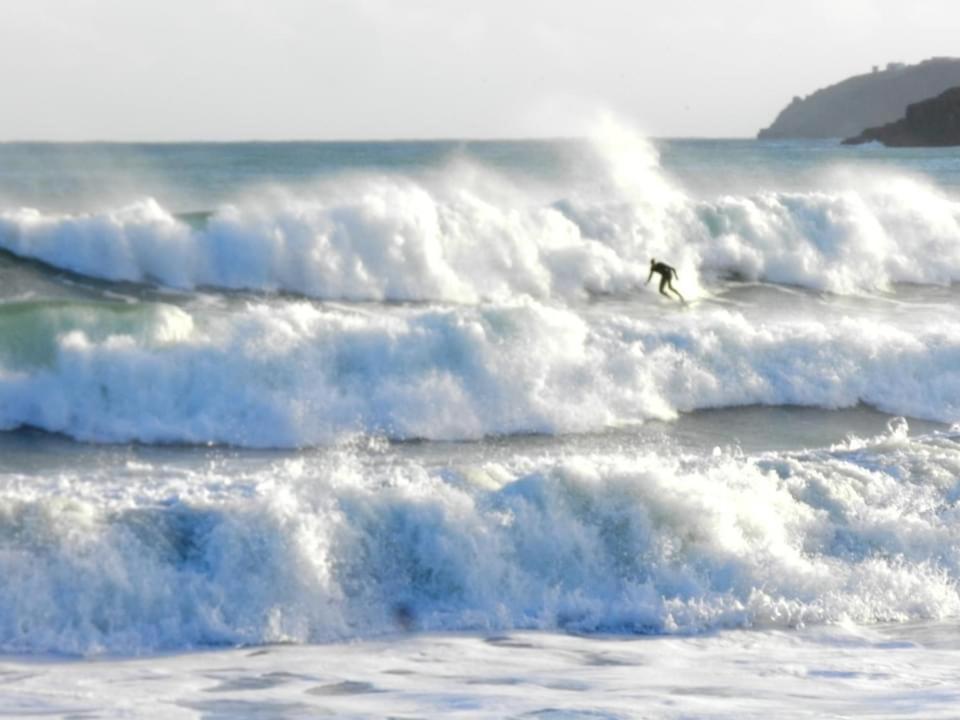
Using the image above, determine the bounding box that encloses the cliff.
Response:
[843,87,960,147]
[758,57,960,139]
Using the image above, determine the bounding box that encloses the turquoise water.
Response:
[3,138,960,213]
[0,134,959,666]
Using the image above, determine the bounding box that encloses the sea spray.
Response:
[2,130,959,300]
[0,297,957,446]
[1,426,959,655]
[1,135,960,669]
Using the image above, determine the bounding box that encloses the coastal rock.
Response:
[758,57,960,139]
[843,87,960,146]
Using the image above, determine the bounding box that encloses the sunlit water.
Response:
[1,132,959,717]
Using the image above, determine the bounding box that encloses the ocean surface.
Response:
[2,127,960,717]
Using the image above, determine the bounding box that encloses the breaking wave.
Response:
[1,423,959,655]
[0,298,957,446]
[1,134,959,301]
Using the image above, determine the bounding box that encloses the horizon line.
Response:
[0,134,755,145]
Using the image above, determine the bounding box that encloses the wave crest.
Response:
[0,299,957,446]
[2,141,959,300]
[2,428,959,654]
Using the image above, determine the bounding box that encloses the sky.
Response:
[0,0,958,141]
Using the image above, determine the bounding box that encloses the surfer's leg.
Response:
[668,281,684,302]
[659,276,669,297]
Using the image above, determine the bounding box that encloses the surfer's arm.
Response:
[646,268,654,284]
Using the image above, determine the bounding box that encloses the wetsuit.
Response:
[648,262,684,301]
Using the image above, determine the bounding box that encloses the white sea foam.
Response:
[0,298,957,446]
[1,129,958,301]
[0,425,958,655]
[4,627,959,717]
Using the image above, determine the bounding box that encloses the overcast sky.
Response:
[0,0,957,140]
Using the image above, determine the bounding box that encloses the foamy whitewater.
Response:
[1,130,960,717]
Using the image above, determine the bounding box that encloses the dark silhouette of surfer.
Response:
[647,259,684,302]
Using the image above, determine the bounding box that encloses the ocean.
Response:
[1,126,960,718]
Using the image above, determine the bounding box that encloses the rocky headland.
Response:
[758,57,960,139]
[843,87,960,146]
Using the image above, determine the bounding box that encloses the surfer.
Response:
[647,259,684,302]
